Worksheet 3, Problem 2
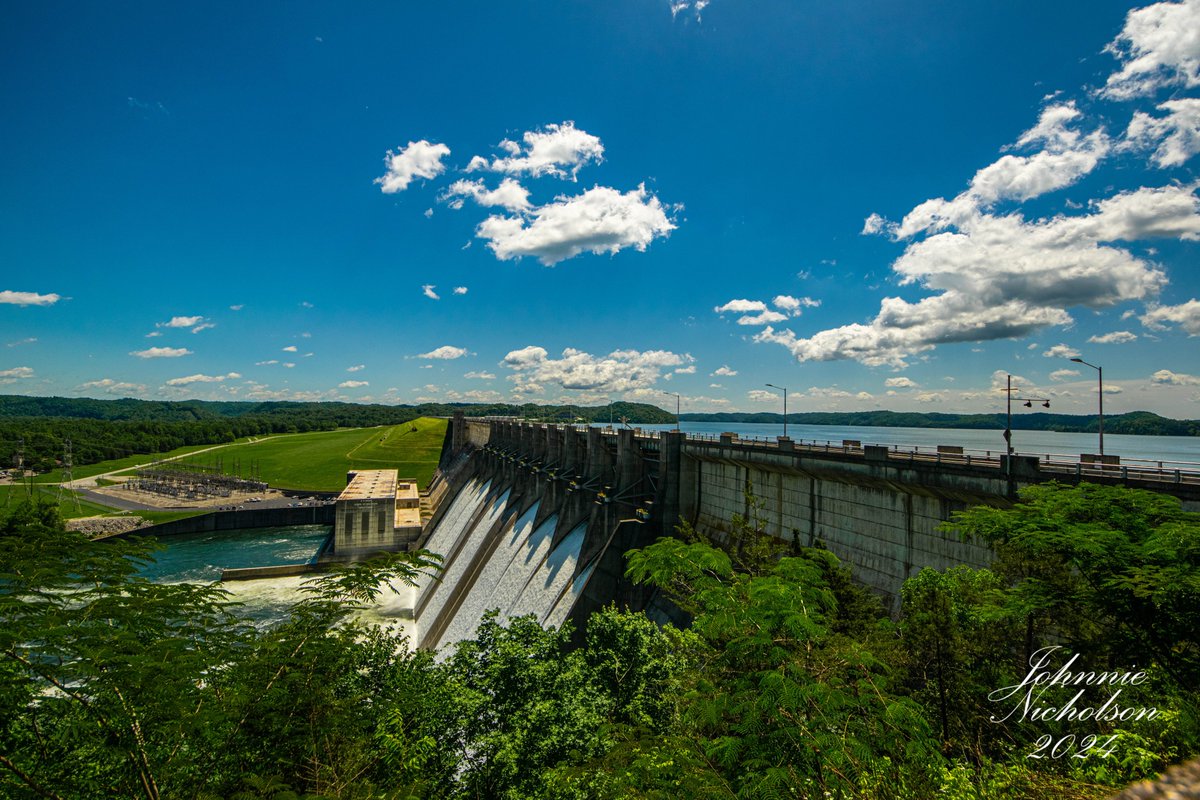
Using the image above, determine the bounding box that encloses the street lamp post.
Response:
[1003,374,1050,456]
[765,383,788,439]
[1070,357,1104,457]
[662,391,681,431]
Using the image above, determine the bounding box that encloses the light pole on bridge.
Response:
[1003,374,1049,457]
[1070,357,1104,457]
[661,390,681,432]
[765,383,789,439]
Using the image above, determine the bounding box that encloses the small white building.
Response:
[333,469,422,555]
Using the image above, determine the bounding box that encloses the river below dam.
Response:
[134,523,419,639]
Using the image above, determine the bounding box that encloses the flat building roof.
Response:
[338,469,398,501]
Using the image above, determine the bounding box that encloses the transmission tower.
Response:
[13,436,30,498]
[57,438,81,513]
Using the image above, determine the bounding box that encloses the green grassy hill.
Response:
[125,418,449,492]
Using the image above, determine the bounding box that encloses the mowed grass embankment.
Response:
[345,417,447,485]
[129,417,450,492]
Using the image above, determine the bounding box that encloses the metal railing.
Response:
[477,420,1200,486]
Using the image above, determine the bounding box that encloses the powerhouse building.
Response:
[333,469,422,555]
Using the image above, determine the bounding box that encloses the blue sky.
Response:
[2,0,1199,417]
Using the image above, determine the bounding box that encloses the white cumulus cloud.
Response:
[501,346,691,394]
[339,380,369,388]
[715,299,767,313]
[442,178,532,212]
[761,181,1199,367]
[375,140,451,193]
[418,345,468,360]
[772,295,820,315]
[453,286,468,295]
[884,376,919,388]
[1088,330,1138,343]
[158,315,204,329]
[468,121,604,180]
[1050,369,1082,381]
[1043,344,1082,358]
[1141,298,1200,334]
[1123,98,1200,167]
[1101,0,1200,100]
[714,298,793,326]
[130,347,191,358]
[0,366,35,379]
[422,284,440,300]
[0,290,59,306]
[78,378,146,395]
[165,372,241,386]
[1152,368,1200,385]
[476,183,675,266]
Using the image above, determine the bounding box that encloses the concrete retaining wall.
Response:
[687,457,995,601]
[221,563,320,581]
[122,504,335,538]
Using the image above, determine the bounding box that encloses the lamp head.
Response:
[1070,357,1083,363]
[1043,401,1050,408]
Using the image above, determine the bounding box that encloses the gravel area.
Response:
[66,516,153,537]
[1112,759,1200,799]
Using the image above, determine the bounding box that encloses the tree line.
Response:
[1,481,1196,798]
[0,396,674,473]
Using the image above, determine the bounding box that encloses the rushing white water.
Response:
[505,522,587,625]
[416,487,512,646]
[489,513,558,621]
[217,575,418,643]
[436,501,542,648]
[355,583,419,644]
[544,558,597,630]
[415,477,491,606]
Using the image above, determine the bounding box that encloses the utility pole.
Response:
[766,383,789,439]
[1003,374,1050,460]
[1071,357,1104,457]
[57,438,81,513]
[661,391,680,431]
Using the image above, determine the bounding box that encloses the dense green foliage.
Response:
[0,396,674,473]
[680,409,1200,436]
[1,482,1197,798]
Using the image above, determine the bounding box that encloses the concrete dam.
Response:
[411,413,1200,651]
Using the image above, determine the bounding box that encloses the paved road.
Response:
[64,440,264,489]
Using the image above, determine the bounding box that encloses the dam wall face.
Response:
[412,416,662,652]
[679,446,1000,599]
[424,415,1200,642]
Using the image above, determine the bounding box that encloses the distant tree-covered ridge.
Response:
[681,409,1200,437]
[0,395,675,472]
